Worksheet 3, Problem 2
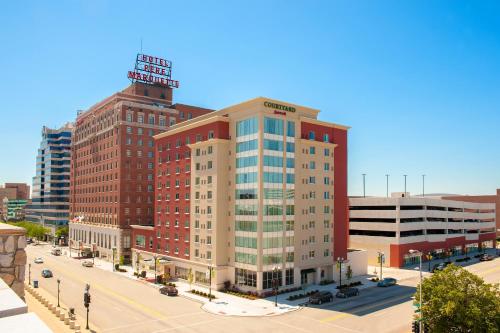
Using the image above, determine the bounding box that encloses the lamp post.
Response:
[273,266,280,307]
[83,284,91,330]
[409,249,423,333]
[422,174,426,197]
[154,255,158,283]
[385,174,389,198]
[404,175,408,194]
[28,263,31,285]
[337,257,346,289]
[112,247,116,272]
[207,265,214,302]
[362,174,366,198]
[57,279,61,307]
[377,252,384,280]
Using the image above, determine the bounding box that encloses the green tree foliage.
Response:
[415,264,500,333]
[6,221,50,240]
[55,226,69,238]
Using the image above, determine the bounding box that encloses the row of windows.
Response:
[263,155,294,168]
[236,117,258,137]
[235,220,295,232]
[236,139,258,153]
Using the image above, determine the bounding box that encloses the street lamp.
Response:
[362,174,366,198]
[337,257,346,289]
[84,284,91,330]
[377,252,384,280]
[154,255,158,283]
[409,249,423,333]
[28,263,31,285]
[207,265,214,302]
[112,247,116,272]
[272,266,280,307]
[57,279,61,307]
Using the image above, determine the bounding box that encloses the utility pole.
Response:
[337,257,345,289]
[386,174,389,197]
[378,252,384,280]
[362,174,366,198]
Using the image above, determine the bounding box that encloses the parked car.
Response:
[377,277,397,287]
[336,288,359,298]
[159,286,178,296]
[34,257,44,264]
[41,269,53,278]
[432,263,448,273]
[309,291,334,305]
[82,260,94,267]
[479,254,494,261]
[51,248,61,256]
[27,238,33,244]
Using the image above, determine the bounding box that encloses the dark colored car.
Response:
[432,262,449,273]
[309,291,334,305]
[41,269,53,278]
[336,288,359,298]
[159,286,178,296]
[479,254,494,261]
[377,277,397,287]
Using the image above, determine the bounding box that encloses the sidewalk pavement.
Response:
[25,289,74,333]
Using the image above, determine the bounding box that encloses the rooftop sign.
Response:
[128,53,179,88]
[264,101,296,113]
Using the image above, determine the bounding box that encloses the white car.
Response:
[34,257,44,264]
[82,260,94,267]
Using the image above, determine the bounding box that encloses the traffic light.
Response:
[84,292,91,308]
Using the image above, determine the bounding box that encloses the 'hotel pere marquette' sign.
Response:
[128,53,180,88]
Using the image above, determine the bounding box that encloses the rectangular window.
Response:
[236,139,258,153]
[263,172,283,183]
[235,189,257,199]
[264,117,284,135]
[263,139,283,151]
[235,236,257,249]
[235,253,257,265]
[236,117,258,137]
[236,172,258,184]
[263,155,283,168]
[309,146,315,154]
[235,220,257,232]
[236,156,258,168]
[286,142,295,152]
[324,148,330,156]
[287,121,295,137]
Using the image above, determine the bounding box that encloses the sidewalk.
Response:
[25,289,74,333]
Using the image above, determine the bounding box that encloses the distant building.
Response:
[25,124,73,227]
[349,192,497,267]
[0,183,30,201]
[1,198,28,221]
[0,183,30,221]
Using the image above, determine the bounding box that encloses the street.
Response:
[26,244,500,333]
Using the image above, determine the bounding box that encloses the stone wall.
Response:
[0,223,26,298]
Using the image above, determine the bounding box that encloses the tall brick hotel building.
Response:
[68,82,212,262]
[131,97,350,292]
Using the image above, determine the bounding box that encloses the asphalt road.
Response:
[26,244,500,333]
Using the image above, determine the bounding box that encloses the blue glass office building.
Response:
[26,123,73,226]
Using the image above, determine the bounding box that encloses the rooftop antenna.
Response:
[140,38,143,53]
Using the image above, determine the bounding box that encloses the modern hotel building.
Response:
[26,124,73,227]
[349,193,497,267]
[131,97,350,292]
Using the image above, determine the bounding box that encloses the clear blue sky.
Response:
[1,0,499,196]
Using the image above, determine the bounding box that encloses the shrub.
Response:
[140,271,147,278]
[223,280,231,290]
[115,263,120,271]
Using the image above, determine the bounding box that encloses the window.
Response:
[237,156,258,168]
[236,117,258,137]
[264,117,284,135]
[287,121,295,137]
[159,117,166,126]
[309,161,315,169]
[235,237,257,248]
[285,269,294,285]
[324,177,330,185]
[126,113,132,122]
[323,133,329,142]
[263,155,282,168]
[263,172,283,183]
[236,172,257,184]
[308,131,315,140]
[263,139,283,151]
[309,146,315,154]
[207,146,213,154]
[207,161,213,169]
[263,270,282,289]
[324,148,330,156]
[235,189,257,199]
[235,268,257,287]
[286,142,295,152]
[324,163,330,171]
[135,235,145,247]
[148,115,155,125]
[236,220,257,231]
[235,253,257,265]
[236,140,258,153]
[126,126,132,134]
[138,114,144,123]
[208,131,214,139]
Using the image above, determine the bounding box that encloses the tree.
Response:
[55,226,69,239]
[187,268,194,289]
[345,265,353,285]
[415,264,500,333]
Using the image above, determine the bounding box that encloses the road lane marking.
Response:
[28,246,168,321]
[101,311,205,332]
[150,318,224,333]
[320,293,412,323]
